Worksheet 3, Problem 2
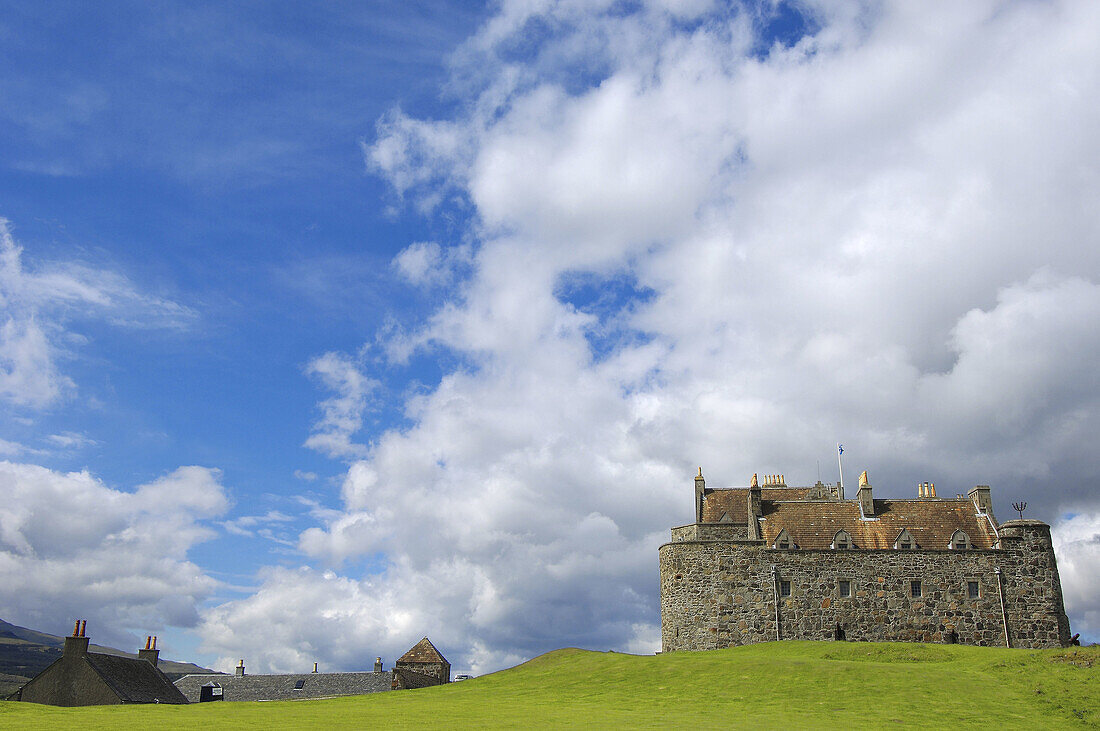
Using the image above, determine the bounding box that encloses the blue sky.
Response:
[2,0,1100,673]
[1,1,482,562]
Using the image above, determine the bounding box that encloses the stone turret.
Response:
[997,519,1072,646]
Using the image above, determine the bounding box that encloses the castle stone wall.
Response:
[659,520,1069,651]
[671,524,750,542]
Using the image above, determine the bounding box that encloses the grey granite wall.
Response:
[659,520,1069,651]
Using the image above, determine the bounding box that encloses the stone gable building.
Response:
[660,470,1071,651]
[394,636,451,685]
[11,622,188,706]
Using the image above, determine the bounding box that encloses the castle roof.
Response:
[700,487,998,549]
[759,498,997,549]
[396,637,448,665]
[701,487,812,523]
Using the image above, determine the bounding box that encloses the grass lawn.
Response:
[1,641,1097,729]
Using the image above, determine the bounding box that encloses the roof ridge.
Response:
[397,637,446,663]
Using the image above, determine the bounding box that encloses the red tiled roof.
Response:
[758,499,997,550]
[700,488,813,523]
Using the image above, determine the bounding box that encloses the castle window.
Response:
[967,581,979,599]
[911,580,922,598]
[779,580,791,597]
[774,529,794,550]
[838,580,851,598]
[949,530,971,550]
[831,530,853,550]
[894,529,916,550]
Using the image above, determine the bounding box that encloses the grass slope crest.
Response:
[1,642,1097,729]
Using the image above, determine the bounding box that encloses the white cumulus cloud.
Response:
[205,0,1100,671]
[0,462,229,648]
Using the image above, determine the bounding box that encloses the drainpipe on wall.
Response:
[771,565,781,641]
[995,567,1011,648]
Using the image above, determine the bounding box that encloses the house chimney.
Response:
[374,657,383,672]
[313,662,318,673]
[968,485,993,515]
[64,619,90,657]
[694,468,706,523]
[928,482,936,498]
[138,636,160,667]
[857,471,874,517]
[236,659,245,677]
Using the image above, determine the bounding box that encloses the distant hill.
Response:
[0,618,217,698]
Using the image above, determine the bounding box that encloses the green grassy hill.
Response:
[1,641,1097,729]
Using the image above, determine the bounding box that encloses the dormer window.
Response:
[894,529,917,550]
[774,529,795,550]
[949,530,971,550]
[831,530,853,550]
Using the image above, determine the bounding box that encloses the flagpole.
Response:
[837,443,845,500]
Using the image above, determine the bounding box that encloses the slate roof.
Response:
[758,498,998,550]
[84,652,189,704]
[396,637,448,665]
[174,671,393,703]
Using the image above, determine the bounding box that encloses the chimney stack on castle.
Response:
[236,659,245,677]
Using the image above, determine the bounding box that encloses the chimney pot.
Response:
[138,636,161,667]
[64,622,90,657]
[313,662,318,673]
[80,620,87,637]
[236,660,245,677]
[374,657,383,672]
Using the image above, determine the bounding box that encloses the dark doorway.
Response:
[199,683,224,702]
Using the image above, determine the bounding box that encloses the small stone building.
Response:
[174,637,450,702]
[660,470,1072,651]
[12,622,188,706]
[394,637,451,686]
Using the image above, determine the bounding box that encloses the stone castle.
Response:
[659,469,1071,650]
